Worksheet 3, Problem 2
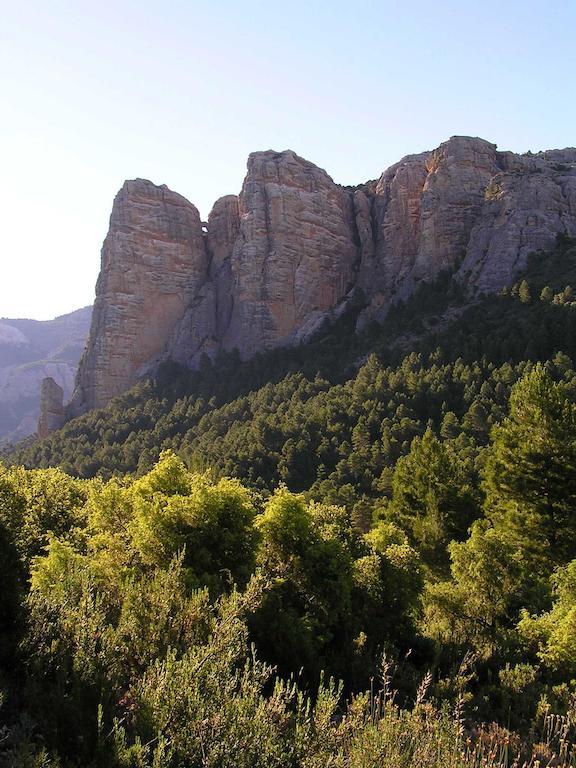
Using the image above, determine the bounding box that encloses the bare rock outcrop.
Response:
[359,136,576,324]
[358,137,502,321]
[221,150,360,357]
[166,151,361,365]
[165,194,240,368]
[69,180,208,414]
[457,148,576,291]
[65,136,576,420]
[37,377,65,439]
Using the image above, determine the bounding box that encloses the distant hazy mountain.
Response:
[0,306,92,444]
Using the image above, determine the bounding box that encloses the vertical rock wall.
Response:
[69,180,208,414]
[37,377,65,438]
[221,150,360,357]
[67,136,576,420]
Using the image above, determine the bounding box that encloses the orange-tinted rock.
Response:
[221,150,360,357]
[69,179,208,414]
[69,138,576,417]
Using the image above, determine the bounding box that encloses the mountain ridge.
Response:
[48,136,576,421]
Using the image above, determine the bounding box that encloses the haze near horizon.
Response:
[2,0,575,320]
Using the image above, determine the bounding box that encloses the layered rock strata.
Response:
[68,137,576,418]
[68,180,208,414]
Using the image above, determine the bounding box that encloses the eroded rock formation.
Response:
[37,377,65,439]
[357,137,576,323]
[220,150,359,357]
[69,180,208,414]
[68,136,576,418]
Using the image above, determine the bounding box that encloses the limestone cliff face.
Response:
[166,151,360,365]
[358,137,576,323]
[69,180,208,414]
[221,150,359,357]
[165,194,240,368]
[68,136,576,418]
[458,147,576,292]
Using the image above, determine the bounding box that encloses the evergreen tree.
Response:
[387,428,478,573]
[519,280,532,304]
[484,365,576,568]
[540,285,553,302]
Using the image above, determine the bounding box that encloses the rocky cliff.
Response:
[37,377,65,439]
[69,136,576,418]
[357,137,576,323]
[68,180,208,414]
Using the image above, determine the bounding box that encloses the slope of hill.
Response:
[0,306,92,443]
[11,236,576,494]
[68,137,576,418]
[3,237,576,768]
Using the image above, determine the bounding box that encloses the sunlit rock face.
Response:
[357,137,576,324]
[70,137,576,416]
[69,179,209,415]
[456,147,576,293]
[221,150,360,357]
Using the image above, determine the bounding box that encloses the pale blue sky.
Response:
[2,0,575,319]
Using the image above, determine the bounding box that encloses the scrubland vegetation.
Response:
[3,236,576,766]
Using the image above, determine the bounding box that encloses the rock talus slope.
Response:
[68,136,576,419]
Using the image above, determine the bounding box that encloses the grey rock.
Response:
[67,137,576,417]
[37,377,65,439]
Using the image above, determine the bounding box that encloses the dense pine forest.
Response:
[2,236,576,766]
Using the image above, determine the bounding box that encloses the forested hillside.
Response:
[2,237,576,766]
[11,235,576,498]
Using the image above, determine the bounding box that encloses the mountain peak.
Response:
[64,136,576,421]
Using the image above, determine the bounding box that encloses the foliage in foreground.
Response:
[3,237,576,764]
[2,366,576,765]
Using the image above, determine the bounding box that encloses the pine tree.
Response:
[483,365,576,568]
[540,285,553,302]
[387,428,478,573]
[519,280,532,304]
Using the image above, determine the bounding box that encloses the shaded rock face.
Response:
[69,180,208,414]
[165,194,240,368]
[70,137,576,417]
[37,377,65,439]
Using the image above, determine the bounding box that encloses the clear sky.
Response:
[2,0,575,320]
